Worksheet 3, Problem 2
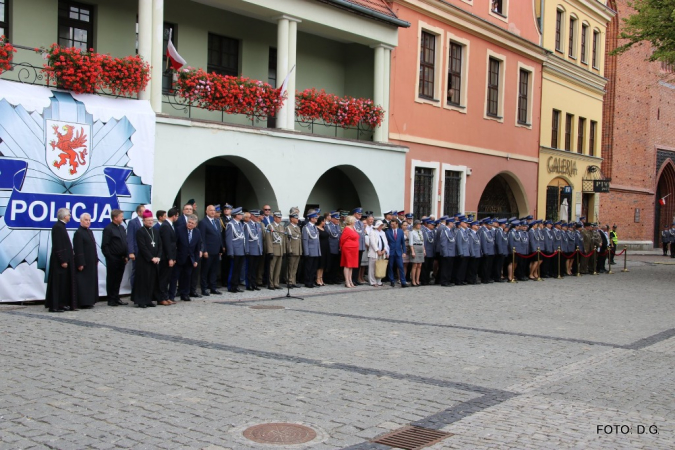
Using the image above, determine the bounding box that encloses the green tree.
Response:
[612,0,675,65]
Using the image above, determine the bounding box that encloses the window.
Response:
[419,31,436,99]
[447,42,462,106]
[592,30,600,68]
[581,24,588,64]
[267,47,277,128]
[568,17,577,58]
[0,0,8,38]
[517,69,529,125]
[491,0,504,16]
[161,23,176,92]
[444,170,462,217]
[207,33,239,77]
[555,9,563,53]
[58,1,94,51]
[413,167,434,218]
[589,121,597,156]
[486,57,500,117]
[565,113,573,151]
[577,117,586,154]
[551,110,560,148]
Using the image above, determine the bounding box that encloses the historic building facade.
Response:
[388,0,544,220]
[536,0,614,223]
[4,0,409,219]
[601,0,675,249]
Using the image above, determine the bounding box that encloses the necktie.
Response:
[394,230,397,239]
[188,230,192,243]
[212,219,217,230]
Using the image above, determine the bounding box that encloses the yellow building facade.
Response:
[536,0,615,222]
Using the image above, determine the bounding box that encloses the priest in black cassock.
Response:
[131,210,162,308]
[73,212,99,309]
[45,208,76,312]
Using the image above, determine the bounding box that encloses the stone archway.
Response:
[173,155,278,213]
[654,160,675,246]
[477,172,528,219]
[304,165,381,216]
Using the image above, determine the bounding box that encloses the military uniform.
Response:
[326,215,342,284]
[265,216,286,289]
[286,220,302,286]
[479,223,495,284]
[244,212,264,290]
[225,210,246,293]
[455,224,469,285]
[302,213,321,288]
[661,228,671,256]
[493,221,509,282]
[437,222,456,286]
[466,225,482,284]
[580,226,594,274]
[421,221,436,285]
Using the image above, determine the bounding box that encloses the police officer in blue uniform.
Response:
[437,218,456,286]
[325,211,342,284]
[421,218,436,285]
[493,218,509,282]
[244,209,264,291]
[225,207,245,293]
[302,209,321,288]
[479,219,495,284]
[454,218,470,285]
[466,221,482,284]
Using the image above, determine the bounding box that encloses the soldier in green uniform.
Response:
[265,211,286,290]
[286,212,303,287]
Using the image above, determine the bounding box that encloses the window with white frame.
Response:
[413,167,435,218]
[490,0,506,16]
[419,31,437,100]
[517,68,531,125]
[568,16,577,59]
[581,23,588,64]
[447,42,463,106]
[555,8,564,53]
[486,57,501,118]
[592,30,600,68]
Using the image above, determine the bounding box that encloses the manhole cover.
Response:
[243,423,316,444]
[249,305,285,310]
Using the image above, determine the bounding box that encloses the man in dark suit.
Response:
[385,219,408,288]
[153,210,166,232]
[597,225,610,273]
[198,205,223,296]
[174,203,194,230]
[159,208,178,304]
[126,204,145,286]
[170,215,202,301]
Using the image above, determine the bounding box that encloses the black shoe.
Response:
[201,290,211,296]
[146,303,156,307]
[268,286,275,290]
[390,282,395,287]
[180,295,191,301]
[353,281,362,286]
[246,287,254,291]
[441,283,450,287]
[107,302,119,307]
[253,287,260,291]
[137,304,147,308]
[190,291,202,298]
[292,284,301,288]
[48,308,65,313]
[305,284,314,288]
[211,290,223,295]
[401,284,408,288]
[62,306,71,311]
[116,300,128,305]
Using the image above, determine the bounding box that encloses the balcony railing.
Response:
[3,45,377,142]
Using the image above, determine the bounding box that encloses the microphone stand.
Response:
[272,231,303,301]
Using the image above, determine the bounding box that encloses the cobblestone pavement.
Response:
[1,260,673,449]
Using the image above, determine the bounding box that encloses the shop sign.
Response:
[593,180,610,193]
[547,157,578,177]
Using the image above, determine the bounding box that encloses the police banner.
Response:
[0,80,154,302]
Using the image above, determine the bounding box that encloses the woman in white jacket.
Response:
[368,220,389,286]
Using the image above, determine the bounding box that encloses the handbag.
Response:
[375,257,388,278]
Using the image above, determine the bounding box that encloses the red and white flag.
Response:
[279,64,296,96]
[166,30,186,70]
[659,197,667,206]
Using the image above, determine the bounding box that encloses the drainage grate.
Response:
[371,426,453,450]
[242,423,316,444]
[249,305,285,310]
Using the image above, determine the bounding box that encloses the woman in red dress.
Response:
[339,216,359,288]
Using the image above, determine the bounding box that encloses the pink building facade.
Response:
[388,0,545,219]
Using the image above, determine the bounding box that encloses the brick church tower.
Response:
[601,0,675,249]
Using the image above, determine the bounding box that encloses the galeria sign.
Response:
[547,157,578,177]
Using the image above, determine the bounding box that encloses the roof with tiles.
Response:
[341,0,398,19]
